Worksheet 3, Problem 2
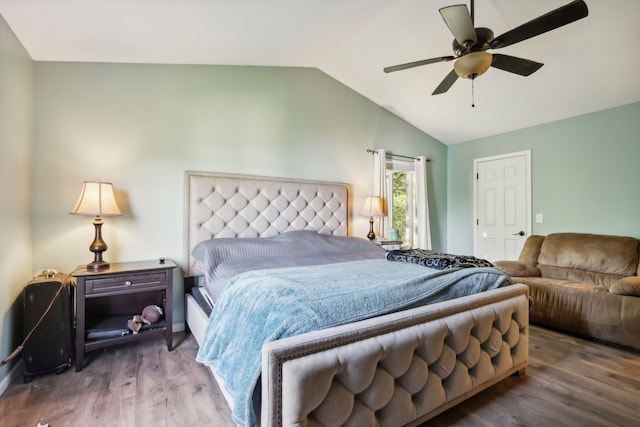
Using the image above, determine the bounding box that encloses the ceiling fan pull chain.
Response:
[471,78,475,108]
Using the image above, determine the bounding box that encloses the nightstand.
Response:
[375,240,403,250]
[71,259,176,372]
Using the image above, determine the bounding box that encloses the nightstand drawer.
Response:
[86,272,166,294]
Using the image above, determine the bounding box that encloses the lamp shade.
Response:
[361,196,384,217]
[70,181,121,216]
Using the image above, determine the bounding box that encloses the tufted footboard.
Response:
[261,283,529,427]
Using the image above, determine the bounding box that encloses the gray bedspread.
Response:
[191,230,386,300]
[195,258,511,427]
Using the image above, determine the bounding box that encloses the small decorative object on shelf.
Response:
[71,259,176,372]
[127,304,163,334]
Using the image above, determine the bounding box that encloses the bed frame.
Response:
[183,171,529,426]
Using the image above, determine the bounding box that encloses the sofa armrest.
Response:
[494,260,540,277]
[518,235,545,265]
[609,276,640,297]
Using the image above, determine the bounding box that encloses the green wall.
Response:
[447,102,640,255]
[32,63,447,271]
[0,15,34,387]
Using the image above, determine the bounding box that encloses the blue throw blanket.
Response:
[196,259,510,427]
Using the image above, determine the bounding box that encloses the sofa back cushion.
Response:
[537,233,639,287]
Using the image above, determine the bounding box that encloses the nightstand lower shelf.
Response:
[84,315,167,351]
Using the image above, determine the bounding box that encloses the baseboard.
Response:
[0,360,23,396]
[173,322,185,333]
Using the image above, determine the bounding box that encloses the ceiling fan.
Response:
[384,0,588,96]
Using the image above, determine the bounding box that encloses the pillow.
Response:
[609,276,640,297]
[191,230,385,300]
[192,230,382,268]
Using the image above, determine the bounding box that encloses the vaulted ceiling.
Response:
[1,0,638,144]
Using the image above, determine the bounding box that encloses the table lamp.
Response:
[70,181,121,270]
[361,196,384,240]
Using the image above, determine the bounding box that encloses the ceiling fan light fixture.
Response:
[454,51,493,79]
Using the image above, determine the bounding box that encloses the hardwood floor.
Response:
[427,326,640,427]
[1,326,638,427]
[0,332,234,427]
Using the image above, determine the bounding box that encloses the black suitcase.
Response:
[23,271,74,382]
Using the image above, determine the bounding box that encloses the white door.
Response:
[474,150,531,261]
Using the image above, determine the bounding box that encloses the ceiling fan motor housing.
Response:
[452,27,494,56]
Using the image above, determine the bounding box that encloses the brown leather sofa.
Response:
[495,232,640,350]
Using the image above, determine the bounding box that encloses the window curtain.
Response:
[414,156,432,249]
[373,149,387,235]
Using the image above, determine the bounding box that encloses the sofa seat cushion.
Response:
[537,233,640,287]
[493,260,540,278]
[609,276,640,297]
[514,277,640,350]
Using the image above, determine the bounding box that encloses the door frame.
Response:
[473,149,532,259]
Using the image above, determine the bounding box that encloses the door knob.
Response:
[513,231,525,236]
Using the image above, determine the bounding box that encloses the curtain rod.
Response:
[366,149,430,162]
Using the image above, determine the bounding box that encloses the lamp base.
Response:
[87,260,110,271]
[87,216,110,271]
[367,217,376,241]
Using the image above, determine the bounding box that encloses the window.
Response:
[372,148,431,249]
[385,159,417,247]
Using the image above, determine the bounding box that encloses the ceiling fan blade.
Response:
[384,56,455,73]
[490,0,588,49]
[491,54,543,76]
[432,69,459,95]
[440,4,477,47]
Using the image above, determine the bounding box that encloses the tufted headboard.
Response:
[184,171,349,275]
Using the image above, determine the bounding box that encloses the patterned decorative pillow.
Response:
[386,249,493,270]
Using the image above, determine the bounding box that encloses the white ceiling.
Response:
[1,0,639,144]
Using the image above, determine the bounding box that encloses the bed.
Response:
[183,171,529,427]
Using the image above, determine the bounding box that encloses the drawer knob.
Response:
[124,280,132,286]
